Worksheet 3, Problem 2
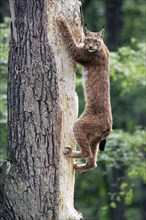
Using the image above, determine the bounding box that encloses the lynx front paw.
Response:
[63,146,73,157]
[56,14,65,23]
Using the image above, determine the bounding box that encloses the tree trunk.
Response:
[104,0,124,50]
[0,0,83,219]
[109,167,125,220]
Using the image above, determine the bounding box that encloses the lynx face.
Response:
[84,28,104,53]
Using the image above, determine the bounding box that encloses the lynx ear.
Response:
[99,26,104,38]
[84,25,89,36]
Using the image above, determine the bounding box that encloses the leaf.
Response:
[110,202,117,208]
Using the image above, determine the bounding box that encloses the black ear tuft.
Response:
[84,24,88,36]
[99,26,105,38]
[99,139,106,151]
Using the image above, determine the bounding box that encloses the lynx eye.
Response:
[95,40,100,46]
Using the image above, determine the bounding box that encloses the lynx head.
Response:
[84,27,104,53]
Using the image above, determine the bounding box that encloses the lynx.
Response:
[57,15,112,172]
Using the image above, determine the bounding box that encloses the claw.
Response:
[73,161,79,169]
[63,146,73,156]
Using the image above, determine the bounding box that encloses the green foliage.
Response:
[99,129,145,171]
[0,18,9,152]
[110,41,145,131]
[75,129,145,220]
[81,0,146,48]
[0,123,7,160]
[0,0,9,23]
[0,17,10,74]
[100,129,145,207]
[122,0,146,44]
[81,0,105,31]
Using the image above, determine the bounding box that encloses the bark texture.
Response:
[0,0,83,219]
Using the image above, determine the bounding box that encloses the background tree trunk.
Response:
[1,0,83,219]
[104,0,124,50]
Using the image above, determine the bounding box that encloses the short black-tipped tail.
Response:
[99,139,106,151]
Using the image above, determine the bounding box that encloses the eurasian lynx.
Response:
[57,15,112,172]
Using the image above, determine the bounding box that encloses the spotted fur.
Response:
[57,15,112,172]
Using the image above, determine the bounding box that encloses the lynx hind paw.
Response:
[73,161,79,169]
[74,163,97,173]
[63,146,73,156]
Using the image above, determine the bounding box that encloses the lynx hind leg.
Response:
[64,145,83,158]
[73,121,93,159]
[74,143,99,172]
[63,143,92,159]
[88,142,99,168]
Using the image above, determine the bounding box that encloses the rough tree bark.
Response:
[0,0,84,219]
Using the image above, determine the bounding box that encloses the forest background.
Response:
[0,0,145,220]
